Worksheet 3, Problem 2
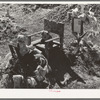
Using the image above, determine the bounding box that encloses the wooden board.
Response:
[72,17,83,37]
[44,19,64,36]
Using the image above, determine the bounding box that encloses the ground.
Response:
[0,4,100,89]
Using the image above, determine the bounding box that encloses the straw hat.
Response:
[17,34,26,43]
[41,30,51,40]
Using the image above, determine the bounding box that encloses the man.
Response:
[17,34,42,76]
[16,34,51,88]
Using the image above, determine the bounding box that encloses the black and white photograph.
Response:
[0,2,100,90]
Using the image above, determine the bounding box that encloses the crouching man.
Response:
[12,34,51,88]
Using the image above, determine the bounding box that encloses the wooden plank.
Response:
[27,30,44,45]
[28,31,43,37]
[50,20,58,34]
[53,41,60,45]
[72,17,83,37]
[57,22,64,36]
[44,19,51,32]
[44,19,64,36]
[45,36,59,43]
[9,45,17,58]
[31,39,42,46]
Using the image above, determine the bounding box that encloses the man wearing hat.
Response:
[15,34,50,88]
[17,34,42,76]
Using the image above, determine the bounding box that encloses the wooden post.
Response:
[58,22,64,49]
[9,45,16,58]
[72,17,83,39]
[27,36,31,46]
